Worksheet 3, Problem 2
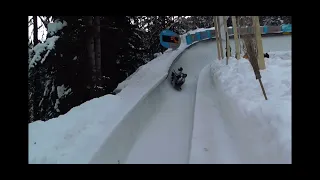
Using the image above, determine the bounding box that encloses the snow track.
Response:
[124,36,291,164]
[125,41,217,164]
[190,64,241,164]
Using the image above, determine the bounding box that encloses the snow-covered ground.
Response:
[29,27,291,164]
[190,51,291,164]
[29,95,124,163]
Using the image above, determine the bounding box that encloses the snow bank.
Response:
[48,20,67,36]
[29,95,124,163]
[268,51,291,60]
[209,52,291,163]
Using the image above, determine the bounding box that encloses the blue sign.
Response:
[160,30,181,49]
[281,24,292,33]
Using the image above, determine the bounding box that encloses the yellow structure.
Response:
[213,16,222,60]
[216,17,224,59]
[223,16,231,61]
[253,16,266,70]
[232,16,240,60]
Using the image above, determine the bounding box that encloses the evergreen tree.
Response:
[31,16,272,123]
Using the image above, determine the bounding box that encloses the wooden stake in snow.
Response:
[253,16,266,70]
[223,16,231,65]
[258,78,268,100]
[237,16,242,54]
[242,19,268,100]
[216,17,224,59]
[213,16,222,60]
[232,16,240,60]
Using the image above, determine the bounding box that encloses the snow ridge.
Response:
[209,55,291,163]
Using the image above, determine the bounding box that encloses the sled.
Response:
[170,70,187,91]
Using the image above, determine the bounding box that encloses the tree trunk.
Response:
[162,16,166,29]
[84,16,96,97]
[94,16,102,89]
[161,16,166,53]
[39,16,49,29]
[33,16,38,46]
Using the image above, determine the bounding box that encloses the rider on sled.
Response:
[176,67,183,78]
[171,67,187,90]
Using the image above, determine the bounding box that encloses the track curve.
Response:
[125,41,218,163]
[124,35,291,164]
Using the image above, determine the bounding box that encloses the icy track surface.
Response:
[125,41,217,164]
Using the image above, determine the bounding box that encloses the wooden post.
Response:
[216,16,224,59]
[223,16,231,65]
[258,78,268,100]
[237,16,242,54]
[232,16,240,60]
[253,16,266,70]
[213,16,222,60]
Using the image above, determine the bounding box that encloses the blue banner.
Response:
[281,24,292,32]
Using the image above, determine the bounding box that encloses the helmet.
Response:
[178,67,183,71]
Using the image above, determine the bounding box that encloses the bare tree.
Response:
[33,16,38,45]
[28,17,33,27]
[84,16,96,96]
[94,16,102,89]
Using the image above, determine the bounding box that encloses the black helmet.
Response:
[178,67,183,71]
